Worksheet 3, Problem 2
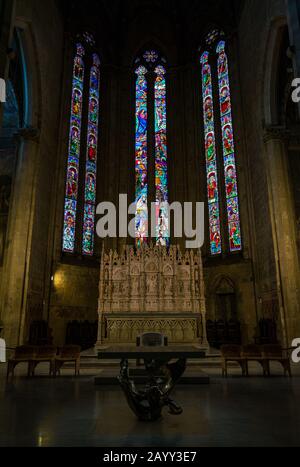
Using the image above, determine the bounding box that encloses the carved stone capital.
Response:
[263,125,290,144]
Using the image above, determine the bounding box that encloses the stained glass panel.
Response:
[217,41,242,252]
[200,51,222,255]
[135,66,148,247]
[83,53,100,256]
[143,50,159,63]
[155,65,169,246]
[63,43,85,253]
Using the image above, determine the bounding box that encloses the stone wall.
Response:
[1,0,299,347]
[0,0,64,346]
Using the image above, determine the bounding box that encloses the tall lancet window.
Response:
[82,53,100,256]
[63,35,100,256]
[135,65,148,247]
[63,43,85,254]
[134,51,169,247]
[155,65,169,245]
[200,31,242,255]
[200,51,222,256]
[217,40,242,253]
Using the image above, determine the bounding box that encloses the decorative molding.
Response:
[51,306,97,320]
[263,125,290,144]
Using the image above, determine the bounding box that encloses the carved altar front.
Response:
[96,245,208,349]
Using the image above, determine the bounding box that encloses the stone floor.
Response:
[0,362,300,447]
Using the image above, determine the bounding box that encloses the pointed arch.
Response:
[82,53,100,256]
[134,50,169,247]
[200,50,222,255]
[135,64,148,247]
[63,43,85,254]
[199,31,242,255]
[154,64,169,246]
[216,40,242,252]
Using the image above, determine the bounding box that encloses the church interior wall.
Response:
[0,0,299,348]
[236,0,288,340]
[0,0,64,345]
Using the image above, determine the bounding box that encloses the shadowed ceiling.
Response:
[58,0,245,65]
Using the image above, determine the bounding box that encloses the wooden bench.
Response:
[29,346,57,377]
[54,345,81,376]
[221,345,246,377]
[241,345,268,376]
[7,346,36,379]
[222,344,292,378]
[262,345,292,377]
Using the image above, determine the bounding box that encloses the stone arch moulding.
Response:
[261,16,288,127]
[210,275,236,296]
[14,18,42,130]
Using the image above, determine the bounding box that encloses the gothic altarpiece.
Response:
[97,245,208,349]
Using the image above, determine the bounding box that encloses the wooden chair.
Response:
[29,346,57,377]
[54,345,81,376]
[136,333,168,367]
[262,345,292,377]
[221,345,246,377]
[241,345,267,376]
[7,346,36,380]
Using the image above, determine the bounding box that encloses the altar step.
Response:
[94,368,210,386]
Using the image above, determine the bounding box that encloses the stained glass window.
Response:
[82,53,100,256]
[134,52,169,247]
[63,43,85,253]
[135,65,148,247]
[217,40,242,252]
[154,65,169,246]
[200,51,222,255]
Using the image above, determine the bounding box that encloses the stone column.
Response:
[97,245,105,346]
[0,127,40,346]
[264,127,300,345]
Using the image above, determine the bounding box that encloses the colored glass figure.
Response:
[217,41,242,252]
[83,54,100,256]
[200,51,222,255]
[155,65,169,246]
[63,43,85,253]
[135,66,148,247]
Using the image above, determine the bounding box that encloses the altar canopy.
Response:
[97,245,208,348]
